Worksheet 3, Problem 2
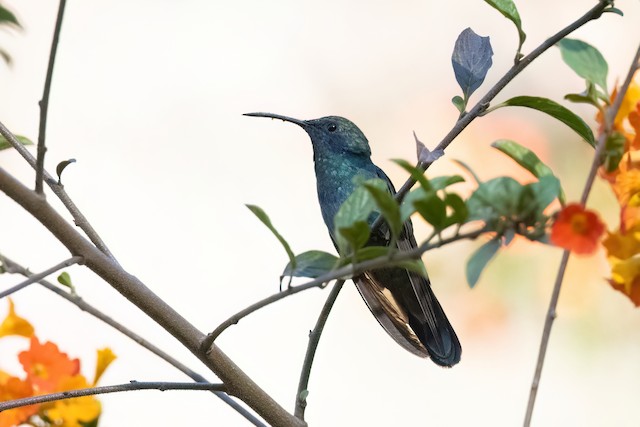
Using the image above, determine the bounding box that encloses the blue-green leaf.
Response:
[282,250,339,279]
[491,139,565,204]
[246,204,296,271]
[557,38,608,93]
[528,175,561,211]
[466,238,501,288]
[451,28,493,101]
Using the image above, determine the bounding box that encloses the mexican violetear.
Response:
[245,112,461,367]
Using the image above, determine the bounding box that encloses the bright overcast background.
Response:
[1,0,639,426]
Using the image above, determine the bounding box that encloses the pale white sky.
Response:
[1,1,639,426]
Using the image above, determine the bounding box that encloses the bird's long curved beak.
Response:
[243,112,306,127]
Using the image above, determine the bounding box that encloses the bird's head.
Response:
[245,112,371,157]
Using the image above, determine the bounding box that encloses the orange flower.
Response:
[0,376,38,427]
[550,203,605,255]
[44,375,101,427]
[18,336,80,393]
[0,299,34,338]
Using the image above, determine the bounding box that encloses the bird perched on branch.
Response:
[246,112,461,367]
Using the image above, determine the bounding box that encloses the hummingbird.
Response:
[245,112,461,367]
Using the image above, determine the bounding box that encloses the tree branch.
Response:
[0,167,305,427]
[372,0,613,233]
[202,228,485,352]
[0,381,225,412]
[35,0,67,194]
[524,41,640,427]
[0,255,83,299]
[0,121,118,261]
[294,280,345,420]
[0,254,266,427]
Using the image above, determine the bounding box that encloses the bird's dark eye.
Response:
[327,124,337,132]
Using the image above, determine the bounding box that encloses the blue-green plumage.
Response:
[246,112,461,367]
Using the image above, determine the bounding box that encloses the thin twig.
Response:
[0,168,304,427]
[0,255,266,427]
[0,121,117,261]
[202,228,485,352]
[0,255,83,299]
[202,280,330,352]
[294,280,345,420]
[372,0,613,234]
[35,0,67,194]
[524,42,640,427]
[0,381,225,411]
[579,47,640,205]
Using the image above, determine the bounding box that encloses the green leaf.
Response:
[467,177,524,223]
[499,96,595,146]
[443,193,468,227]
[603,7,623,16]
[364,182,402,239]
[452,159,482,185]
[339,220,371,254]
[353,246,390,262]
[557,38,608,93]
[452,95,466,114]
[0,48,11,65]
[0,6,21,29]
[451,28,494,101]
[0,134,33,151]
[414,193,447,230]
[282,250,339,279]
[430,175,465,190]
[246,204,296,271]
[602,131,626,173]
[56,159,76,185]
[466,238,501,288]
[484,0,526,61]
[392,159,432,190]
[491,139,566,204]
[57,272,73,288]
[333,178,386,255]
[528,175,561,211]
[392,259,428,277]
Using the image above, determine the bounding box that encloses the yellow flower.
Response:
[615,79,640,128]
[93,347,116,385]
[0,298,34,338]
[603,226,640,260]
[45,375,101,427]
[609,257,640,306]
